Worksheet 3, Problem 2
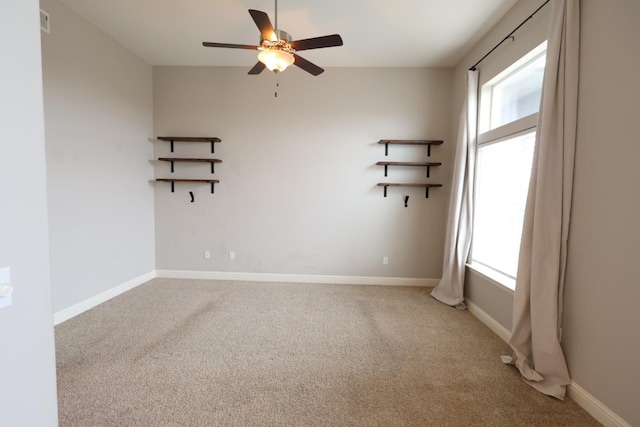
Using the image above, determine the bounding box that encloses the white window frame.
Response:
[468,41,547,290]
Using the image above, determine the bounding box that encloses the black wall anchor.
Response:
[189,191,194,203]
[404,195,410,207]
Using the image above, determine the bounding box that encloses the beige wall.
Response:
[154,67,452,278]
[153,67,453,279]
[41,0,156,313]
[0,1,58,424]
[457,1,640,424]
[14,0,639,423]
[562,1,640,424]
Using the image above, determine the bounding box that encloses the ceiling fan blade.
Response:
[202,42,258,50]
[293,54,324,76]
[291,34,343,51]
[248,62,266,75]
[248,9,277,41]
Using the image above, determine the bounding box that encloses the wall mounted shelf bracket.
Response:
[158,158,222,174]
[157,136,222,153]
[376,161,442,178]
[377,183,443,199]
[156,178,219,194]
[378,139,444,157]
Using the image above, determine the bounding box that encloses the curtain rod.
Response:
[469,0,550,71]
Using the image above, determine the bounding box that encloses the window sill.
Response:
[466,263,516,291]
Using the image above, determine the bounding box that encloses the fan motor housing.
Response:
[261,29,292,45]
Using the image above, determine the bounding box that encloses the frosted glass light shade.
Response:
[258,49,295,72]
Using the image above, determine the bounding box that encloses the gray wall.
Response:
[562,1,640,425]
[153,67,453,279]
[457,0,640,424]
[10,0,636,423]
[41,0,156,313]
[0,1,58,425]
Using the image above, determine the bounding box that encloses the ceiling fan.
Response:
[202,0,343,76]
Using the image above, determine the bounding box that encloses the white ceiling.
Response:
[56,0,519,68]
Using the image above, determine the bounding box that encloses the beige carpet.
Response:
[55,278,599,426]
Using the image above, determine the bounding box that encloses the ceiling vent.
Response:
[40,9,50,33]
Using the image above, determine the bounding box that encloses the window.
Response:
[470,42,546,290]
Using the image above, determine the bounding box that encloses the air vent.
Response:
[40,9,50,33]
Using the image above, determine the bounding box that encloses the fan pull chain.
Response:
[275,73,280,98]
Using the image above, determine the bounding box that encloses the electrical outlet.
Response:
[383,256,389,265]
[0,267,12,309]
[229,251,235,261]
[204,250,210,259]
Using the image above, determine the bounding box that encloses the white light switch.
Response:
[0,267,12,309]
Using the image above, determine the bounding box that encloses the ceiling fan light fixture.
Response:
[258,49,295,72]
[202,6,342,76]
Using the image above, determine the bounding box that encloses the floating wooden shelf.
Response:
[157,137,221,142]
[377,183,443,198]
[158,157,222,162]
[376,161,442,177]
[376,139,443,205]
[378,139,444,156]
[156,179,219,183]
[155,136,223,199]
[157,136,222,153]
[158,157,222,173]
[156,178,219,193]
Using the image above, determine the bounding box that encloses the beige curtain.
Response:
[503,0,580,400]
[431,70,478,309]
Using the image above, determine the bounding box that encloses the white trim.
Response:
[482,41,548,87]
[40,9,50,33]
[466,262,516,292]
[479,41,548,87]
[466,299,630,427]
[466,299,511,342]
[155,270,438,287]
[567,382,632,427]
[53,270,157,325]
[53,270,435,325]
[477,114,538,145]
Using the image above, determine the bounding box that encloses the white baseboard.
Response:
[54,270,156,325]
[466,299,511,342]
[466,299,630,427]
[155,270,438,287]
[567,382,631,427]
[54,270,433,325]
